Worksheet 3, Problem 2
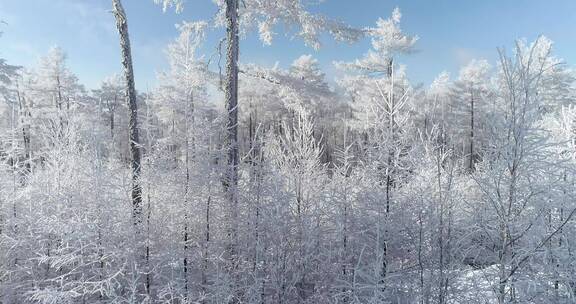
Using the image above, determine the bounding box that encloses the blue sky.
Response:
[1,0,576,90]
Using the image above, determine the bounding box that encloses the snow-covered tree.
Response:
[4,3,576,304]
[450,59,492,171]
[111,0,146,299]
[469,37,576,303]
[336,8,417,296]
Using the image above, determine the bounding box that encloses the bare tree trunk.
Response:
[436,147,454,304]
[55,74,66,140]
[342,202,350,303]
[417,205,425,304]
[183,92,194,301]
[16,86,31,175]
[443,160,454,302]
[9,96,19,268]
[202,195,211,287]
[380,57,394,292]
[224,0,240,300]
[498,221,508,304]
[112,0,145,298]
[146,164,152,296]
[248,106,266,304]
[469,89,475,171]
[98,229,104,300]
[110,98,115,140]
[183,213,189,299]
[202,141,216,297]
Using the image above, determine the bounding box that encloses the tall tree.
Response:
[223,0,241,282]
[336,8,417,296]
[450,59,491,171]
[155,1,361,298]
[154,20,208,299]
[111,0,145,298]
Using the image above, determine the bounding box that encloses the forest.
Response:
[1,0,576,303]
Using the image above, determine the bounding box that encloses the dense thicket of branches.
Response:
[1,3,576,304]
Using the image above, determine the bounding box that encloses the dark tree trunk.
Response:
[16,88,31,175]
[55,74,66,139]
[380,57,394,290]
[110,97,116,141]
[469,89,475,171]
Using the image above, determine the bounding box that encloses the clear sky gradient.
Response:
[1,0,575,90]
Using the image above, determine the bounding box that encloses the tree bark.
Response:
[224,0,240,297]
[469,89,475,171]
[112,0,145,297]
